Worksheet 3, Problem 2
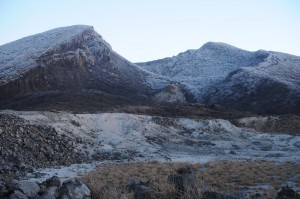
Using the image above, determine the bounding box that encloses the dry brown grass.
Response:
[82,160,300,199]
[201,160,300,191]
[84,161,195,199]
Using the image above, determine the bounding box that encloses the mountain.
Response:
[0,25,172,110]
[137,42,268,95]
[137,42,300,114]
[1,26,299,114]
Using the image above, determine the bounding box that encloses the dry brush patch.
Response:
[82,160,300,199]
[201,160,300,191]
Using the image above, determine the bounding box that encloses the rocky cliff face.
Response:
[0,25,170,110]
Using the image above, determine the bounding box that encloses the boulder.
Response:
[9,190,28,199]
[41,176,61,187]
[57,178,90,199]
[167,166,196,194]
[201,191,238,199]
[126,179,144,192]
[10,180,40,198]
[134,185,152,199]
[38,186,57,199]
[0,180,10,197]
[125,179,152,199]
[276,186,300,199]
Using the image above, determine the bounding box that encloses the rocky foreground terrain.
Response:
[0,108,299,177]
[0,108,299,198]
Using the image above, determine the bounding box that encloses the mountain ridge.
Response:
[137,42,270,96]
[1,26,299,114]
[137,42,300,114]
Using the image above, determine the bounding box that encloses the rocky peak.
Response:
[200,41,240,51]
[0,25,170,110]
[0,25,106,85]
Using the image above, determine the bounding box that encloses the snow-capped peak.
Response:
[201,41,241,51]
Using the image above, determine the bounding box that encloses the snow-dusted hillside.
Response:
[0,25,171,108]
[137,42,269,96]
[137,42,300,114]
[242,52,300,90]
[204,51,300,114]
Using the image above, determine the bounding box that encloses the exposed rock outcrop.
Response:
[153,84,187,103]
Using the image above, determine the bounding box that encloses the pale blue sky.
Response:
[0,0,299,62]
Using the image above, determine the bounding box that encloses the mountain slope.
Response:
[137,42,300,114]
[0,25,170,110]
[203,51,300,114]
[137,42,269,96]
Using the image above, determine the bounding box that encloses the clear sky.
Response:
[0,0,299,62]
